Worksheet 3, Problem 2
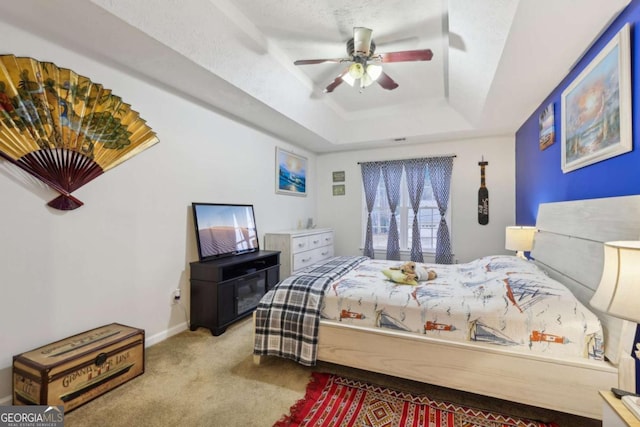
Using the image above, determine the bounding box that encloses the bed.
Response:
[254,195,640,419]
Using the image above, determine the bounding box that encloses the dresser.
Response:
[264,228,334,278]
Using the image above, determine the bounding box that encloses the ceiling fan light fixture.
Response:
[348,62,365,79]
[366,64,382,81]
[361,72,373,88]
[342,72,356,87]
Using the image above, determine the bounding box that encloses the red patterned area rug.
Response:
[274,373,559,427]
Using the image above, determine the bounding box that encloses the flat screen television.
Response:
[192,203,259,261]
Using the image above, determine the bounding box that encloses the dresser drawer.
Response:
[308,234,324,249]
[291,236,310,254]
[293,250,316,271]
[317,245,334,260]
[320,231,333,247]
[292,246,335,271]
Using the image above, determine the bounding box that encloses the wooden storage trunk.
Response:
[13,323,144,412]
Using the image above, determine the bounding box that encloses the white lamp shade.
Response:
[361,72,373,88]
[342,73,356,87]
[505,226,536,252]
[366,64,382,80]
[590,241,640,323]
[348,62,365,79]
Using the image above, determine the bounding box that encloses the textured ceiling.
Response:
[0,0,631,153]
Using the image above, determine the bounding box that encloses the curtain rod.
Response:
[357,154,457,164]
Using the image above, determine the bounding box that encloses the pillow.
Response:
[382,269,418,286]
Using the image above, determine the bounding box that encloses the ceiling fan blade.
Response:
[353,27,373,56]
[294,58,347,65]
[377,71,399,91]
[378,49,433,63]
[324,67,350,93]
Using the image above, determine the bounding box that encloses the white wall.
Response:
[0,21,517,403]
[0,22,316,399]
[316,136,516,263]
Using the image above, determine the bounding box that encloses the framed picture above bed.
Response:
[275,147,307,196]
[561,23,631,173]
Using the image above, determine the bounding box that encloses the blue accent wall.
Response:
[516,1,640,394]
[515,0,640,225]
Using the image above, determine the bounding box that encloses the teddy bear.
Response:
[390,261,437,282]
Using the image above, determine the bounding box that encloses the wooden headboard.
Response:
[531,195,640,366]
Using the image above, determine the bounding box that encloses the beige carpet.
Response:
[64,318,599,427]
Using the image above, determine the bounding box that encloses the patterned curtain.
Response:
[360,162,381,258]
[405,159,427,262]
[427,157,454,264]
[381,161,404,260]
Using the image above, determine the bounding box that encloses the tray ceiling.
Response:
[0,0,630,152]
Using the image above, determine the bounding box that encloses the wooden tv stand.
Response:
[189,250,280,335]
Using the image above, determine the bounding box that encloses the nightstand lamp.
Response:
[505,226,536,259]
[590,241,640,420]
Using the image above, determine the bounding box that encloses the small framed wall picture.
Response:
[332,184,345,196]
[275,147,307,196]
[332,171,345,182]
[539,103,555,151]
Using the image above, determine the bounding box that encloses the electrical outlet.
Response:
[173,289,181,302]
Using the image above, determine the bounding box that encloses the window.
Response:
[363,170,450,253]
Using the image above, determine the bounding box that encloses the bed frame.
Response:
[255,195,640,419]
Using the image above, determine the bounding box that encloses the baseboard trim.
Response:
[145,321,189,347]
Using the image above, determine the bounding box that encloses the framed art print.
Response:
[561,24,631,173]
[276,147,307,196]
[539,103,555,151]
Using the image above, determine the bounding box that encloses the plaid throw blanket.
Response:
[253,256,368,366]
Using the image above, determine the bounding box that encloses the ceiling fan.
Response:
[294,27,433,93]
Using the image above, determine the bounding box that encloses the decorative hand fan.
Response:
[0,54,159,210]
